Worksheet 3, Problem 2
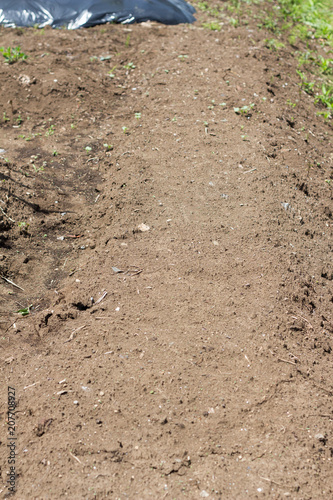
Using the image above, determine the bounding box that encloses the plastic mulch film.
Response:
[0,0,196,29]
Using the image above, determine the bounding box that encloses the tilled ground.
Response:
[0,12,332,500]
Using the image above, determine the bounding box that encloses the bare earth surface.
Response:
[0,12,332,500]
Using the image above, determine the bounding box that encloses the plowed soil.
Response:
[0,11,332,500]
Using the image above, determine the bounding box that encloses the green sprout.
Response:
[123,62,135,70]
[16,305,32,316]
[0,46,27,64]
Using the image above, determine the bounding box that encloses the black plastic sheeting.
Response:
[0,0,196,29]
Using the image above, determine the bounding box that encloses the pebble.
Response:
[138,223,150,232]
[200,491,209,498]
[315,433,327,443]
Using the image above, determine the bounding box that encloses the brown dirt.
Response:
[0,12,332,500]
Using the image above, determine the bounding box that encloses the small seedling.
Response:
[122,126,129,134]
[32,163,45,173]
[286,99,297,108]
[202,22,221,31]
[16,304,32,316]
[296,70,315,94]
[178,55,188,62]
[234,103,255,116]
[85,146,92,152]
[45,124,55,136]
[0,46,27,64]
[108,65,117,78]
[103,143,113,151]
[52,150,58,156]
[3,112,10,122]
[317,55,333,75]
[135,112,141,119]
[123,62,135,70]
[125,34,131,48]
[18,221,30,233]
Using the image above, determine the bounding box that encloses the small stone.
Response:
[99,391,104,396]
[138,223,150,232]
[73,400,79,405]
[314,433,327,444]
[200,491,209,498]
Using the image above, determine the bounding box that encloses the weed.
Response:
[265,38,285,51]
[197,1,209,11]
[125,34,131,48]
[258,15,279,33]
[0,46,27,64]
[202,22,221,31]
[229,18,239,28]
[3,112,10,122]
[52,150,58,156]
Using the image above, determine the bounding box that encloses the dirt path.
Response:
[0,17,332,499]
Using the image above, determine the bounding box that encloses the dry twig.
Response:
[1,276,24,291]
